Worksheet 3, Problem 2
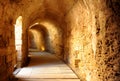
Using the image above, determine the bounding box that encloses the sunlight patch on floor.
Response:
[15,52,80,81]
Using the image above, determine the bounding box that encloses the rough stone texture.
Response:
[63,0,120,81]
[0,1,19,80]
[0,0,120,81]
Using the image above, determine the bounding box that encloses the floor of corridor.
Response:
[14,51,80,81]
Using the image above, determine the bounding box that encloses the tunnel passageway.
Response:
[14,50,80,81]
[1,0,120,81]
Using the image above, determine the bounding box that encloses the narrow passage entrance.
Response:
[14,50,80,81]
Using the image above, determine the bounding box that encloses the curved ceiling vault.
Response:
[20,0,78,29]
[21,0,78,56]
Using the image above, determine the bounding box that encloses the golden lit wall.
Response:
[63,0,120,81]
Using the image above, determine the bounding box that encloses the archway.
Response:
[15,16,23,68]
[28,23,49,52]
[27,21,63,58]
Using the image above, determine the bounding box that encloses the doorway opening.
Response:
[15,16,23,68]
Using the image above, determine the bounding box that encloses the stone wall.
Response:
[95,0,120,81]
[28,30,37,49]
[63,0,120,81]
[0,15,16,81]
[0,1,22,80]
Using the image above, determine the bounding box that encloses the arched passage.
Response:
[0,0,120,81]
[15,16,23,68]
[27,19,63,58]
[28,24,48,52]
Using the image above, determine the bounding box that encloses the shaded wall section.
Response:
[28,30,37,49]
[0,1,20,80]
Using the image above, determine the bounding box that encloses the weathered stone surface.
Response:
[63,0,120,81]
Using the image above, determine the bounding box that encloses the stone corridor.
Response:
[14,51,80,81]
[0,0,120,81]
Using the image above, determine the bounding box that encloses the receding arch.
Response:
[28,22,63,58]
[28,24,48,52]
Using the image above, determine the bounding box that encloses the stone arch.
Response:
[28,24,49,52]
[27,22,63,58]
